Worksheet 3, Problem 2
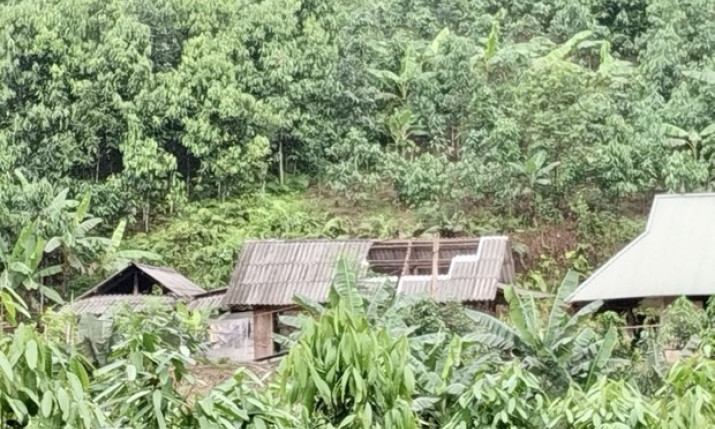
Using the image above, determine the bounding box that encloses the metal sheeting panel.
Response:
[568,193,715,302]
[222,240,374,306]
[61,295,176,315]
[187,288,227,311]
[136,264,205,297]
[397,236,513,302]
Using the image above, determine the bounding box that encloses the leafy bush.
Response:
[658,297,706,349]
[92,303,208,429]
[278,272,418,428]
[467,272,620,391]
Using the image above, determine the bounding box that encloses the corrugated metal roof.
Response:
[60,295,176,315]
[222,239,374,306]
[187,288,227,311]
[397,236,514,302]
[134,263,205,297]
[568,193,715,303]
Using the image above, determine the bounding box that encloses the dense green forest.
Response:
[4,0,714,289]
[2,0,714,234]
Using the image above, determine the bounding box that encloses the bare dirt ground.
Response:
[183,358,282,402]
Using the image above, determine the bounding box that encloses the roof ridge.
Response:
[134,263,178,273]
[654,192,715,200]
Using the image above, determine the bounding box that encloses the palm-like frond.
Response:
[682,68,715,85]
[585,327,617,388]
[331,255,364,314]
[293,294,325,317]
[76,218,102,237]
[536,30,592,63]
[464,309,525,351]
[504,286,539,345]
[74,191,92,223]
[564,300,603,332]
[545,270,579,345]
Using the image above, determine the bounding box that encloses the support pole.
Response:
[430,238,439,299]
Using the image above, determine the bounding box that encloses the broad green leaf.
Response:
[41,391,53,418]
[25,339,38,369]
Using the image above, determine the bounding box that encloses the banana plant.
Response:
[90,219,161,276]
[369,28,448,104]
[465,271,620,392]
[386,108,425,157]
[1,222,63,314]
[43,190,104,294]
[509,151,560,197]
[662,123,715,160]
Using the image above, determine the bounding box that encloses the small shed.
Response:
[222,237,520,360]
[63,263,207,315]
[567,193,715,312]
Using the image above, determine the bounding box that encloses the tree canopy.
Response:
[1,0,713,231]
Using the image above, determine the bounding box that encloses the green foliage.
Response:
[653,358,715,427]
[193,369,299,428]
[658,297,706,349]
[92,302,208,428]
[3,0,715,426]
[548,379,657,428]
[6,247,715,427]
[442,361,547,428]
[279,264,418,428]
[466,272,620,391]
[0,324,107,428]
[0,0,711,226]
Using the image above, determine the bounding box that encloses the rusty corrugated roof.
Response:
[397,236,514,302]
[60,295,176,315]
[221,239,374,306]
[568,193,715,303]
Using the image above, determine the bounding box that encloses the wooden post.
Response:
[430,238,439,298]
[253,309,275,360]
[401,240,413,275]
[133,270,139,295]
[278,140,284,186]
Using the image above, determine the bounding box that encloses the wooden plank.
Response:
[253,311,274,360]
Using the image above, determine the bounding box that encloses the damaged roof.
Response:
[397,236,515,302]
[222,237,517,307]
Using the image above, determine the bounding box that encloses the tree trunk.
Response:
[95,154,100,182]
[278,140,284,186]
[143,200,150,233]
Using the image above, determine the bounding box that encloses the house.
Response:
[61,263,241,359]
[61,263,221,315]
[567,193,715,312]
[221,236,522,360]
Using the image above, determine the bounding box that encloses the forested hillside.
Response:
[4,2,715,427]
[1,0,714,289]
